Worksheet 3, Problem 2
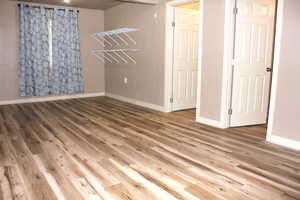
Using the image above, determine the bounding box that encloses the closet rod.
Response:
[17,4,79,13]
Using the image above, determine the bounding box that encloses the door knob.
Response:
[266,68,272,72]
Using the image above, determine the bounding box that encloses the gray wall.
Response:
[104,2,166,106]
[79,8,105,94]
[270,0,300,142]
[199,0,225,121]
[0,0,105,101]
[104,0,226,112]
[1,0,226,113]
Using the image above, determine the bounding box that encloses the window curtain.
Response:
[19,5,50,96]
[19,5,84,97]
[51,9,84,95]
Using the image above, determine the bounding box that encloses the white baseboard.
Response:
[196,116,225,129]
[0,92,105,106]
[267,135,300,151]
[106,93,166,112]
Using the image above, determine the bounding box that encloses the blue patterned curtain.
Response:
[51,9,84,95]
[19,5,50,96]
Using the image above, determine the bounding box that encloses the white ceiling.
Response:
[14,0,122,10]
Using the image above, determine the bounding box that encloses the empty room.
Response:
[0,0,300,199]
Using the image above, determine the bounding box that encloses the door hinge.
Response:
[170,97,174,103]
[172,21,176,27]
[232,58,236,65]
[228,108,233,115]
[233,7,238,15]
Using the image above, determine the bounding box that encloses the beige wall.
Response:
[104,2,166,106]
[270,0,300,142]
[1,0,226,112]
[79,8,105,94]
[104,0,226,110]
[0,0,105,101]
[0,0,18,101]
[199,0,225,121]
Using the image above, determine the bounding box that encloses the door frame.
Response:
[164,0,203,112]
[194,0,237,128]
[219,0,238,128]
[220,0,281,129]
[266,0,283,142]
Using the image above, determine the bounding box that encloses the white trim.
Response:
[164,3,174,113]
[195,0,205,123]
[266,0,284,142]
[268,135,300,151]
[106,93,166,112]
[164,0,202,113]
[0,92,105,106]
[196,116,225,129]
[220,0,236,128]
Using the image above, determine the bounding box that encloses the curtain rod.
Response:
[17,4,80,13]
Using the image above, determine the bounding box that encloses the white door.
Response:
[172,7,199,111]
[230,0,276,127]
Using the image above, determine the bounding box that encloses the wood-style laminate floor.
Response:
[0,97,299,200]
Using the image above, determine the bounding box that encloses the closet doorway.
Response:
[165,0,201,112]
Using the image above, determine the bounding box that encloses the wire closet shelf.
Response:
[91,28,140,64]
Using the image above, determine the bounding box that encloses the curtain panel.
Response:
[19,5,50,96]
[51,9,84,95]
[18,5,84,97]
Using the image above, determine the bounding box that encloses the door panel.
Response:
[230,0,276,127]
[173,7,199,111]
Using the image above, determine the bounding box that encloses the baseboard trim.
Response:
[106,93,166,112]
[267,135,300,151]
[0,92,105,106]
[196,117,225,129]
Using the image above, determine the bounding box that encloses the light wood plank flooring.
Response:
[0,97,299,200]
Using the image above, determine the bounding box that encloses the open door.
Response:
[172,7,199,111]
[230,0,276,127]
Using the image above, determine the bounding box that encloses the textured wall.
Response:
[271,0,300,142]
[104,2,166,106]
[199,0,225,121]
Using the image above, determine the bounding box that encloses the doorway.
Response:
[227,0,277,128]
[165,0,201,112]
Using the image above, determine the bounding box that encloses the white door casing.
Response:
[172,7,199,111]
[230,0,276,127]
